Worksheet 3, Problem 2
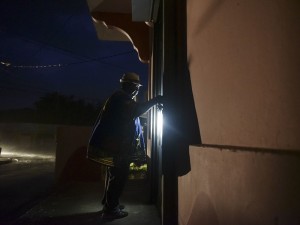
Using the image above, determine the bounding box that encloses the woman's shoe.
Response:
[102,209,128,220]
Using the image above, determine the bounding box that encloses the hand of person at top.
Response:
[154,95,163,110]
[154,95,164,105]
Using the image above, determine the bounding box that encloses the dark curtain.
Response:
[162,0,201,177]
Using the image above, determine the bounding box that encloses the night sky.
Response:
[0,0,148,110]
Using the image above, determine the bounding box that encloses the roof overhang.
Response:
[86,0,159,63]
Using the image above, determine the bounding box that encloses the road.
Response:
[0,156,55,224]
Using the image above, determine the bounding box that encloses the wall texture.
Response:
[55,126,102,182]
[187,0,300,150]
[179,147,300,225]
[179,0,300,224]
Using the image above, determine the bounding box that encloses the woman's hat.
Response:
[120,72,142,86]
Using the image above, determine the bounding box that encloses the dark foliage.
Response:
[0,92,101,126]
[0,108,37,123]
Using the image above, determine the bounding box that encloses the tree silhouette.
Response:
[34,92,99,125]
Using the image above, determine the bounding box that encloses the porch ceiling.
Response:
[86,0,131,42]
[86,0,151,63]
[87,0,132,13]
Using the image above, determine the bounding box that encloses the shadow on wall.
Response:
[187,192,219,225]
[192,0,224,36]
[59,146,102,183]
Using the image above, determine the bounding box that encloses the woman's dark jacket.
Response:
[87,90,157,166]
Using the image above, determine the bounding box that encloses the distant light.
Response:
[0,61,11,67]
[0,145,55,160]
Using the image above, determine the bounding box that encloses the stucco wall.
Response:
[181,1,300,224]
[55,126,102,182]
[187,0,300,150]
[178,146,300,225]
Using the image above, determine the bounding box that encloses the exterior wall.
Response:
[56,126,102,182]
[179,146,300,225]
[179,0,300,224]
[187,0,300,150]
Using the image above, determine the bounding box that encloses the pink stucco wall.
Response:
[55,126,102,182]
[187,0,300,150]
[179,146,300,225]
[179,1,300,224]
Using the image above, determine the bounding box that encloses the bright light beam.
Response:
[157,109,163,140]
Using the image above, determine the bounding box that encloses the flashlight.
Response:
[157,104,163,139]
